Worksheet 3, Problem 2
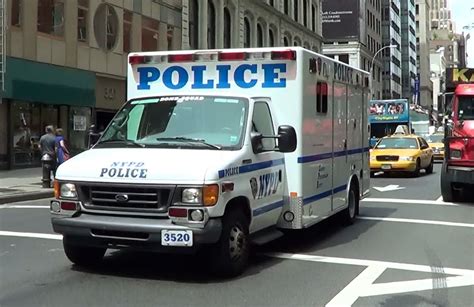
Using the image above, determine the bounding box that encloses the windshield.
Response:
[375,138,419,149]
[426,134,443,143]
[97,96,249,150]
[458,96,474,120]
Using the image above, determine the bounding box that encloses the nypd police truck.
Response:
[51,47,371,276]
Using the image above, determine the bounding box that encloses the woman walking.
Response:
[55,128,70,168]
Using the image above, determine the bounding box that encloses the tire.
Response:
[370,171,375,178]
[341,184,358,226]
[440,163,456,202]
[63,238,106,267]
[210,209,250,277]
[426,158,434,174]
[412,159,421,177]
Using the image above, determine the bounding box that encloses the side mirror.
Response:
[277,125,297,153]
[250,132,264,154]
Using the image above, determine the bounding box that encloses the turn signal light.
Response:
[169,207,188,218]
[203,184,219,206]
[54,180,60,199]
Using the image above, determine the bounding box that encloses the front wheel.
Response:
[426,158,434,174]
[63,237,106,267]
[412,159,421,177]
[440,163,456,202]
[210,209,250,277]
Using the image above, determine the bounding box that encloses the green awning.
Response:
[2,57,95,107]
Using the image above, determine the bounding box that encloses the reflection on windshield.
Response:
[376,138,418,149]
[458,96,474,120]
[426,134,443,143]
[98,96,248,150]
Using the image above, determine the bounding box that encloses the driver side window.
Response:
[252,101,275,150]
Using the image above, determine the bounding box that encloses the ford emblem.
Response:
[115,194,129,202]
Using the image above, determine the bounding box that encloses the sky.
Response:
[450,0,474,66]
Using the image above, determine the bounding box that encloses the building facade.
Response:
[321,0,383,99]
[0,0,325,170]
[400,0,417,101]
[381,0,402,99]
[415,0,433,108]
[429,0,454,32]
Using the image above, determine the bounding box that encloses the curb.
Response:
[0,190,54,205]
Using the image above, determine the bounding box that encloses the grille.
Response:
[376,155,399,162]
[80,184,174,214]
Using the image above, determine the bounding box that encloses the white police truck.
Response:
[51,47,370,276]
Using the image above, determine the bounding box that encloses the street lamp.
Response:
[369,44,397,99]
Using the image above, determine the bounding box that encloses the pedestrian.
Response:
[55,128,70,167]
[39,125,57,179]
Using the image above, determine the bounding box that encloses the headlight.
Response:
[451,149,462,159]
[60,183,77,198]
[370,155,376,161]
[182,188,202,204]
[399,156,415,161]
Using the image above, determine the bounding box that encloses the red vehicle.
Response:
[440,68,474,201]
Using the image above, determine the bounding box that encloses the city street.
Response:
[1,164,473,307]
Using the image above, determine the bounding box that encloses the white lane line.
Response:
[358,216,474,229]
[326,265,386,306]
[436,196,443,202]
[0,205,49,209]
[0,231,62,240]
[362,197,463,206]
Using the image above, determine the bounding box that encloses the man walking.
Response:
[39,125,57,184]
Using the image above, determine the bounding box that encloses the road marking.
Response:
[266,252,474,306]
[362,197,463,206]
[372,185,405,192]
[0,231,62,240]
[358,216,474,228]
[436,196,443,202]
[0,205,49,209]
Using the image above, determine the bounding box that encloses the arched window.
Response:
[189,0,198,48]
[284,0,289,15]
[257,23,263,47]
[284,36,289,46]
[208,0,216,49]
[269,28,274,47]
[293,0,298,21]
[303,0,308,27]
[224,7,231,48]
[244,17,251,48]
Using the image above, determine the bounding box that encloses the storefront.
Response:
[94,75,126,132]
[1,57,95,169]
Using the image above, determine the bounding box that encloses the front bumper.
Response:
[52,213,222,251]
[370,160,417,172]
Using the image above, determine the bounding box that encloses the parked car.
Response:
[425,133,444,160]
[370,134,434,177]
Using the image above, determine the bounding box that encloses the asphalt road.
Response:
[1,163,473,307]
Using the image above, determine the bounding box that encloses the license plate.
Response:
[161,230,193,247]
[381,164,392,170]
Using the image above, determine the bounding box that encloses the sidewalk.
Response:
[0,168,54,204]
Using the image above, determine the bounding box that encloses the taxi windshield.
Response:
[375,138,419,149]
[97,95,248,150]
[426,134,443,143]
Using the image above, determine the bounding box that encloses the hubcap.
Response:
[229,225,245,260]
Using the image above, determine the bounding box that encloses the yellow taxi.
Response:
[370,134,434,177]
[425,133,444,160]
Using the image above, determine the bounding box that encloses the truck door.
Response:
[332,82,349,211]
[248,100,285,233]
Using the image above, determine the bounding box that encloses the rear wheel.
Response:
[210,208,250,277]
[426,158,434,174]
[63,237,106,267]
[341,183,358,225]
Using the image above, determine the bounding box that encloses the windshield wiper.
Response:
[156,137,221,150]
[95,139,145,148]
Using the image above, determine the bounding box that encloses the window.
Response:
[284,36,289,46]
[316,82,328,114]
[293,0,298,21]
[142,17,159,51]
[123,11,132,53]
[303,0,308,27]
[11,0,21,27]
[78,0,88,42]
[244,17,251,48]
[252,102,275,149]
[208,0,216,49]
[311,4,316,32]
[269,28,274,47]
[339,54,349,64]
[257,23,263,47]
[167,25,174,50]
[94,3,119,51]
[37,0,64,37]
[284,0,289,15]
[224,8,231,48]
[189,0,198,49]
